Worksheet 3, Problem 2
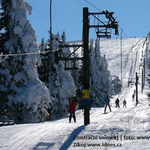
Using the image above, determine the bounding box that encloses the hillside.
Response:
[1,37,150,150]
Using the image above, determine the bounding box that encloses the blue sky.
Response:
[27,0,150,43]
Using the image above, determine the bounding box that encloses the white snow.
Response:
[13,25,23,35]
[1,37,150,150]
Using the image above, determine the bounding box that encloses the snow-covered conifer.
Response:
[0,0,12,116]
[0,0,52,123]
[89,38,112,106]
[38,38,50,85]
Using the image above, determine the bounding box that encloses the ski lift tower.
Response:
[49,6,118,126]
[81,7,118,126]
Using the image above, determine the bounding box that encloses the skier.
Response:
[69,98,77,123]
[123,99,127,108]
[104,96,111,114]
[115,98,120,108]
[132,93,135,101]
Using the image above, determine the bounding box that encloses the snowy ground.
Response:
[1,38,150,150]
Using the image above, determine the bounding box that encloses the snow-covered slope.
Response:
[1,38,150,150]
[100,38,144,86]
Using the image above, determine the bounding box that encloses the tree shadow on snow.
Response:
[59,125,85,150]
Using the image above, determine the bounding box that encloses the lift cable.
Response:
[84,0,101,12]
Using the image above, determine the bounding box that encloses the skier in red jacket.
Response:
[69,98,77,123]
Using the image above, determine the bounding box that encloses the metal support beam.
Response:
[49,0,53,90]
[135,72,139,106]
[82,7,90,126]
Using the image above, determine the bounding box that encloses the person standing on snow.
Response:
[104,96,111,114]
[115,98,120,108]
[123,99,127,108]
[132,93,135,101]
[69,98,77,123]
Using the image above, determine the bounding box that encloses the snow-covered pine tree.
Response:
[0,0,52,123]
[38,38,50,86]
[70,47,83,99]
[89,38,112,106]
[47,32,76,117]
[0,0,12,117]
[111,76,122,94]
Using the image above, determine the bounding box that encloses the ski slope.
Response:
[1,38,150,150]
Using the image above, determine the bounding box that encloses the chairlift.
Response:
[96,28,111,38]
